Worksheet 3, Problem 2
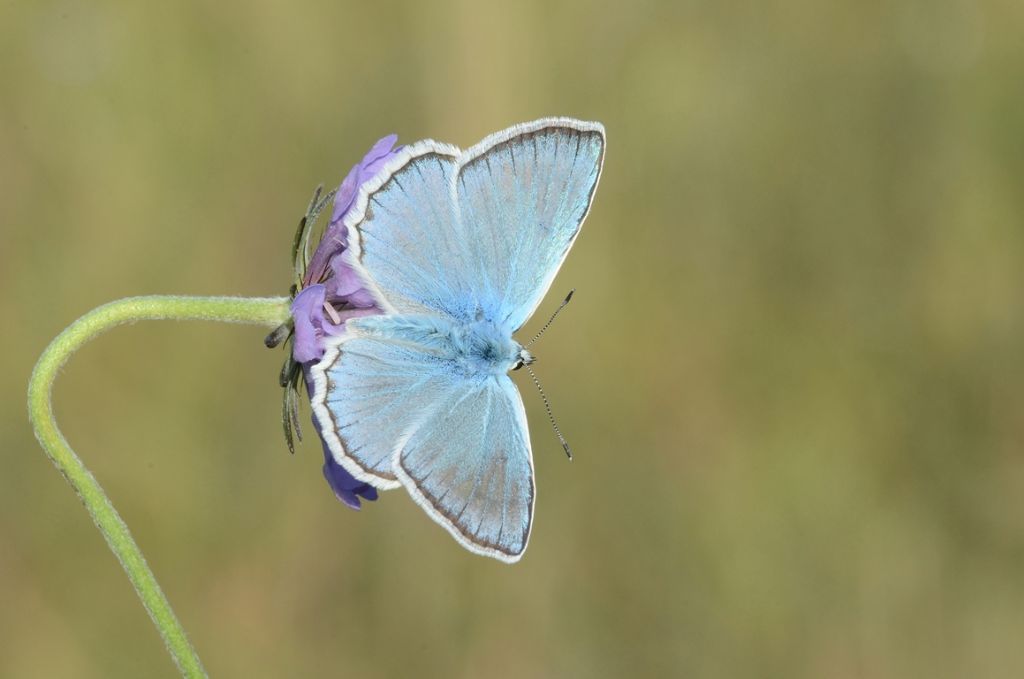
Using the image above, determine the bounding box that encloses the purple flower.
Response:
[287,134,402,508]
[323,453,379,509]
[290,285,339,364]
[290,284,377,364]
[304,134,400,288]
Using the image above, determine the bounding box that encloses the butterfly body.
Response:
[449,317,523,376]
[310,118,605,562]
[344,314,524,375]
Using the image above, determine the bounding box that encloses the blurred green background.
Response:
[3,0,1024,677]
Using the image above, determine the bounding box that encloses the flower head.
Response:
[274,135,402,508]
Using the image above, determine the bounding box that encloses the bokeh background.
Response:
[3,1,1024,677]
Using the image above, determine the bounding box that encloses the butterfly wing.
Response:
[311,315,535,561]
[454,118,605,329]
[341,118,605,327]
[338,140,476,320]
[309,316,456,489]
[394,374,534,563]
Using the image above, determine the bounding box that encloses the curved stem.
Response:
[27,295,292,679]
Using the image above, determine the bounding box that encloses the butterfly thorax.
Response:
[449,318,523,377]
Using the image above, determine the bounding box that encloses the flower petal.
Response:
[326,255,379,308]
[290,285,329,363]
[306,134,401,285]
[322,451,379,510]
[330,133,401,226]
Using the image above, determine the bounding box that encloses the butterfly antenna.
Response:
[527,289,574,348]
[524,364,572,460]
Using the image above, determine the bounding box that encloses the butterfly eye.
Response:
[512,359,524,371]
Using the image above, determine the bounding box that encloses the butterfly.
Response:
[309,118,606,562]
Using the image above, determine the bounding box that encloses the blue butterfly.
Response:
[309,118,606,562]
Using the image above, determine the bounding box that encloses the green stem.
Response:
[27,295,292,679]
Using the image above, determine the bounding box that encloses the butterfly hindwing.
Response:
[311,323,450,489]
[312,315,535,560]
[394,374,535,563]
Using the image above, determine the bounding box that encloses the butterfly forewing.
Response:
[455,120,605,329]
[341,144,476,319]
[342,118,605,328]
